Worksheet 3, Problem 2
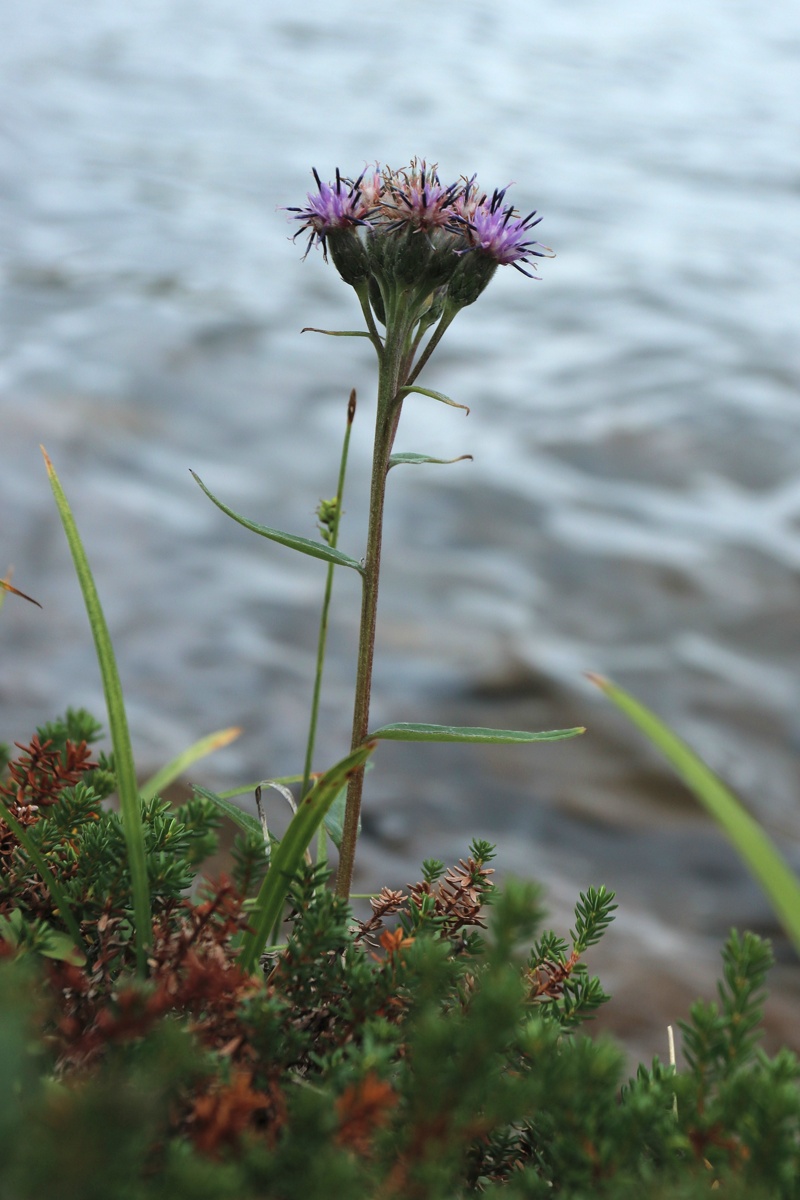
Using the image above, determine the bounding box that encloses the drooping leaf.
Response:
[214,775,304,800]
[190,471,364,574]
[369,722,585,744]
[590,672,800,958]
[238,742,375,972]
[388,452,473,470]
[399,385,470,415]
[42,447,149,973]
[141,726,241,801]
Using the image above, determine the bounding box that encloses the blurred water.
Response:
[2,0,800,1052]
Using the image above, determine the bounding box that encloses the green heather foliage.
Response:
[1,712,799,1198]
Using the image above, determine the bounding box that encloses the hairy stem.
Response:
[335,317,409,898]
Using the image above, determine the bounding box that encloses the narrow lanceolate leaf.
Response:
[369,722,585,744]
[192,785,263,839]
[0,800,86,962]
[190,471,364,574]
[238,742,375,973]
[388,452,474,470]
[141,727,241,801]
[301,326,374,338]
[399,385,470,415]
[42,447,151,975]
[590,673,800,958]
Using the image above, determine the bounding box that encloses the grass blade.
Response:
[190,471,364,573]
[140,726,241,801]
[369,722,585,744]
[238,742,375,973]
[42,447,151,974]
[590,672,800,956]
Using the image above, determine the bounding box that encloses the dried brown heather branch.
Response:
[51,879,258,1070]
[354,887,407,946]
[526,949,581,1003]
[408,856,494,934]
[0,735,97,809]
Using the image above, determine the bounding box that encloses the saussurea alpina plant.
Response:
[193,159,582,905]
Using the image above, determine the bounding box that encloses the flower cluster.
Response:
[287,160,553,312]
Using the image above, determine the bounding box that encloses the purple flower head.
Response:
[379,160,463,233]
[287,168,374,259]
[287,162,553,303]
[460,189,554,277]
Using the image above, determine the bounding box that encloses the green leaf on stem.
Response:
[399,385,470,415]
[190,471,365,574]
[301,327,375,338]
[388,452,474,470]
[590,672,800,957]
[42,446,151,975]
[369,722,585,744]
[237,742,375,973]
[140,726,241,801]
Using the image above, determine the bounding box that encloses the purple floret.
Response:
[465,194,550,277]
[287,168,372,257]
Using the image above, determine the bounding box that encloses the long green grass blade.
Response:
[591,672,800,956]
[42,447,151,974]
[190,472,364,573]
[238,742,375,973]
[140,726,241,801]
[369,722,585,744]
[0,799,86,962]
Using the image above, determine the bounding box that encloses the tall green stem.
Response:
[335,315,410,898]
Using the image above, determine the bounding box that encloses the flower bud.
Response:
[446,252,498,308]
[328,228,371,286]
[391,228,433,286]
